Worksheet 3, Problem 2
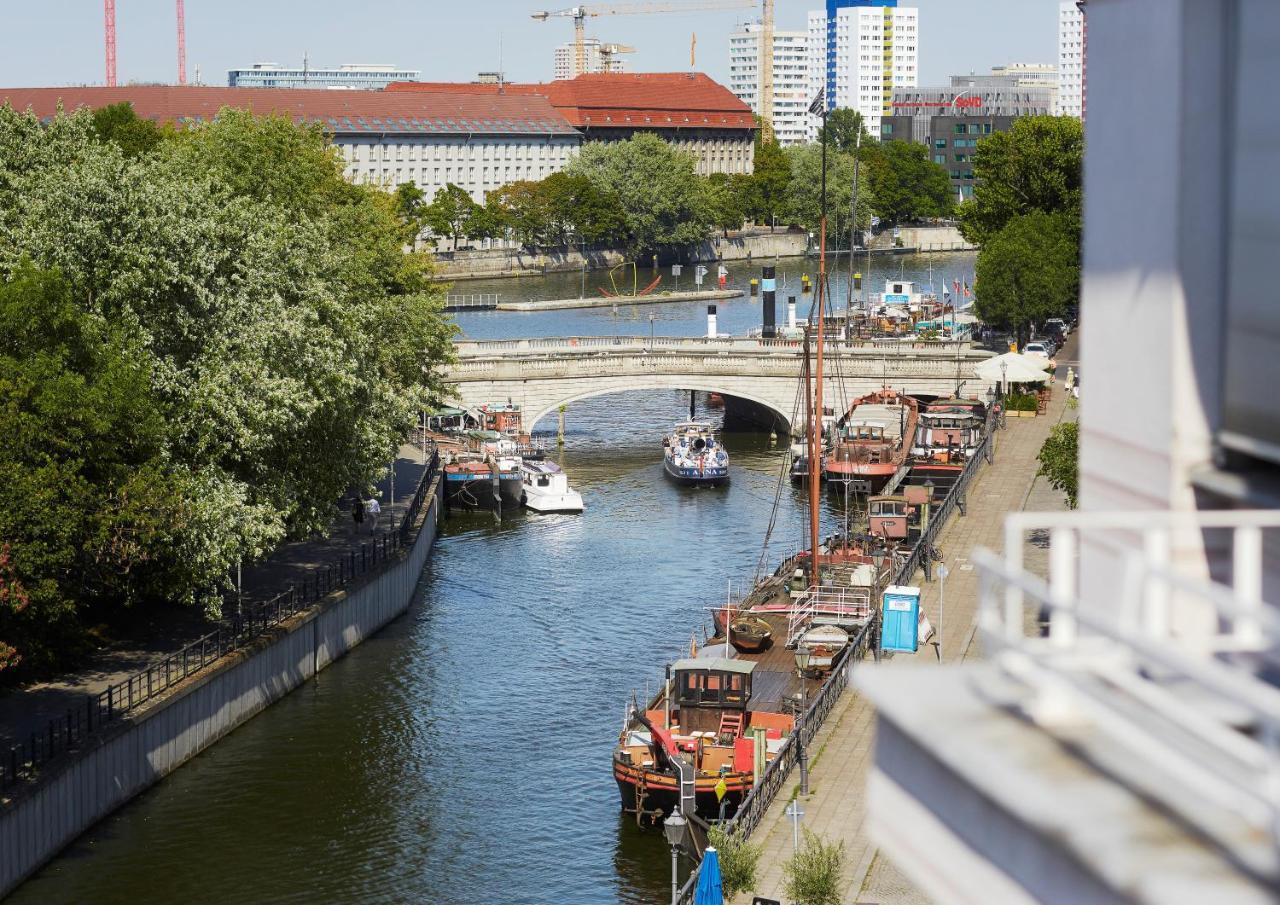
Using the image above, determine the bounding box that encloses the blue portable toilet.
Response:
[881,585,922,653]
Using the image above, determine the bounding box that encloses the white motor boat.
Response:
[520,460,584,513]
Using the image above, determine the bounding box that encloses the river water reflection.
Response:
[11,253,973,905]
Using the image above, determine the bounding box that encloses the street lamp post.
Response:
[649,314,656,351]
[663,809,687,905]
[871,548,886,664]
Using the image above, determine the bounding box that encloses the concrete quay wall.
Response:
[0,477,445,898]
[432,230,809,280]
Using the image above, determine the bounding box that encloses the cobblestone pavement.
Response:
[0,442,433,748]
[736,343,1078,905]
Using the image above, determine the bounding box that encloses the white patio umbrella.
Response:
[974,352,1052,385]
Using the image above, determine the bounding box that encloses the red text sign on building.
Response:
[891,96,984,109]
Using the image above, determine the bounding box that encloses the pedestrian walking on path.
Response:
[364,495,381,534]
[352,496,364,533]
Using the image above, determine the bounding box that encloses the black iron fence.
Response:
[1,450,441,793]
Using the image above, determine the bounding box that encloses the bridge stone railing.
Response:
[453,335,981,358]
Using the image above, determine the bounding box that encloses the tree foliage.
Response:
[822,108,871,155]
[90,101,168,158]
[424,183,483,247]
[861,139,954,224]
[783,829,846,905]
[973,210,1078,345]
[0,103,454,678]
[783,144,872,243]
[566,133,712,254]
[1038,420,1079,508]
[745,137,792,229]
[958,115,1083,246]
[708,827,763,898]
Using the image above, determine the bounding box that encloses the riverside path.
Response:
[734,342,1079,905]
[0,441,433,751]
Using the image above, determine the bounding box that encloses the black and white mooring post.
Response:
[761,265,777,338]
[706,304,718,339]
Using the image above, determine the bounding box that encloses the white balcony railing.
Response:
[974,510,1280,870]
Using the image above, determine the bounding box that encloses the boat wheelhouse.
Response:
[825,390,919,489]
[519,460,584,513]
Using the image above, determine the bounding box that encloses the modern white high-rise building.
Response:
[553,39,629,81]
[727,21,811,145]
[805,0,919,140]
[1056,0,1086,118]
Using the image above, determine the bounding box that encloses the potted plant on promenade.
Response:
[783,829,846,905]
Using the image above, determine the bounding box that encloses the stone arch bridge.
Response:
[446,336,996,435]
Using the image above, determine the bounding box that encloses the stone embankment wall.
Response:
[433,229,809,280]
[883,224,976,252]
[0,477,445,898]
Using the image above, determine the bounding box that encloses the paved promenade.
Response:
[0,442,433,748]
[736,343,1078,905]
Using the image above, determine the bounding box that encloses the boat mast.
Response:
[810,103,830,589]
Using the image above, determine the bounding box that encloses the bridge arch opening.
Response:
[525,385,793,437]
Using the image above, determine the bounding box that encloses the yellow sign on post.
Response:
[715,778,728,802]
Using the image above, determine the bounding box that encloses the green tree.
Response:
[783,830,846,905]
[0,104,454,673]
[704,172,745,237]
[973,210,1078,347]
[784,144,872,244]
[708,826,762,898]
[538,171,625,245]
[864,139,954,224]
[1038,420,1079,508]
[747,137,792,229]
[0,545,25,675]
[90,101,167,157]
[487,180,549,246]
[566,133,711,254]
[959,115,1083,246]
[823,107,871,155]
[424,183,482,247]
[393,181,427,236]
[0,264,184,674]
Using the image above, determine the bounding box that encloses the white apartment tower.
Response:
[806,1,919,139]
[553,39,628,81]
[1056,0,1086,117]
[728,21,811,146]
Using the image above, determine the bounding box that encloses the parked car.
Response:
[1023,342,1052,361]
[1045,317,1070,338]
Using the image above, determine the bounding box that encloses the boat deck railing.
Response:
[785,585,874,648]
[975,509,1280,861]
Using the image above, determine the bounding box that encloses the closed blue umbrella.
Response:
[694,846,724,905]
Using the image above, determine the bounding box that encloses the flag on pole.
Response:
[942,282,951,299]
[808,88,826,115]
[953,278,961,297]
[963,280,971,298]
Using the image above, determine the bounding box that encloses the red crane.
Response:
[176,0,187,85]
[103,0,117,86]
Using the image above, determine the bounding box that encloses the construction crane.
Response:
[104,0,117,86]
[176,0,187,85]
[103,2,190,87]
[532,1,771,123]
[598,42,635,72]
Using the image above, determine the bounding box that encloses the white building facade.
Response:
[1056,0,1086,117]
[806,0,919,140]
[553,39,628,81]
[227,62,419,90]
[728,21,811,145]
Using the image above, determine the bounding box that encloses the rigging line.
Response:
[755,350,809,582]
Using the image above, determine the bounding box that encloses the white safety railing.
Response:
[975,510,1280,859]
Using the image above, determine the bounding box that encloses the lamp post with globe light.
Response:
[663,808,687,905]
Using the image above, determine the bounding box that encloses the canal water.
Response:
[12,253,973,905]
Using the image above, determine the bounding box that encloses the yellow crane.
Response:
[531,1,775,133]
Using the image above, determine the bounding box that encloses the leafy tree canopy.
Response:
[959,115,1083,246]
[973,209,1078,345]
[0,104,454,678]
[822,107,872,155]
[862,139,954,224]
[783,144,873,244]
[90,101,168,157]
[1038,420,1079,508]
[565,133,712,254]
[424,183,482,247]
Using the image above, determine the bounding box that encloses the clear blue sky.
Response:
[0,0,1059,89]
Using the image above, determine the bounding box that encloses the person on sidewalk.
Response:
[352,496,364,533]
[364,495,381,534]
